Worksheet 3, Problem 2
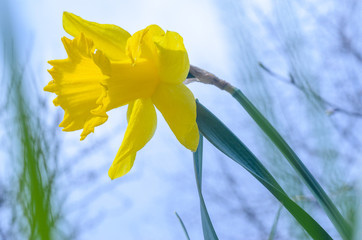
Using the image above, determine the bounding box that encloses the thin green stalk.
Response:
[188,65,352,240]
[232,89,351,239]
[268,205,283,240]
[175,212,191,240]
[193,135,219,240]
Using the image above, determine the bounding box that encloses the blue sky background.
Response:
[1,0,362,239]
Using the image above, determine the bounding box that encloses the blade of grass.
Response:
[175,212,191,240]
[193,135,219,240]
[196,100,332,240]
[1,3,62,238]
[268,205,283,240]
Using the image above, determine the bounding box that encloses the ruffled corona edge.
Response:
[44,33,111,140]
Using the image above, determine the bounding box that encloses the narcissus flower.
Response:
[44,12,199,179]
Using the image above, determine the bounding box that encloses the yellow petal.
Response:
[108,98,157,179]
[63,12,131,61]
[44,34,110,140]
[152,83,199,151]
[154,31,190,84]
[126,24,165,63]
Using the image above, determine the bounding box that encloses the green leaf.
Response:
[196,100,332,240]
[193,135,219,240]
[175,212,191,240]
[231,89,352,240]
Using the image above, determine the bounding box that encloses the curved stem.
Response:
[188,65,352,240]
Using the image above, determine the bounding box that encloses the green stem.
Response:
[188,65,352,239]
[231,89,352,240]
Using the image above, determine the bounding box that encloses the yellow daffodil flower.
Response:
[44,12,199,179]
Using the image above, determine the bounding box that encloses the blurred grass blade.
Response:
[1,2,62,238]
[196,100,332,240]
[175,212,191,240]
[231,89,352,240]
[268,205,283,240]
[193,135,219,240]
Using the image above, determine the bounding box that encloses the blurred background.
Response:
[0,0,361,239]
